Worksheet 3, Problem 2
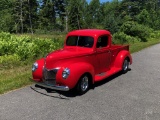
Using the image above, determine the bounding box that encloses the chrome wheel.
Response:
[80,76,89,92]
[122,58,129,73]
[77,74,90,95]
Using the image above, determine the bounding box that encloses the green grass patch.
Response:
[130,38,160,53]
[0,65,33,94]
[0,72,32,94]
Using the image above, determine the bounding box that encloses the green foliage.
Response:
[113,32,140,44]
[0,0,160,38]
[120,21,153,42]
[136,9,151,27]
[0,54,20,64]
[103,0,122,34]
[0,32,63,65]
[0,67,33,94]
[0,0,14,32]
[149,31,160,39]
[86,0,103,27]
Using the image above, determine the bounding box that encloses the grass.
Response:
[0,65,33,94]
[130,38,160,53]
[0,35,160,95]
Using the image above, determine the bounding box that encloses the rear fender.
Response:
[114,50,132,69]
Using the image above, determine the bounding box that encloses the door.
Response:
[96,35,111,73]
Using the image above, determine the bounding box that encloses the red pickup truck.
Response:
[32,29,132,94]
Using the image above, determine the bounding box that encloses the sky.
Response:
[87,0,112,3]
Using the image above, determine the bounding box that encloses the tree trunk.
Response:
[28,0,33,34]
[65,10,68,32]
[20,0,23,34]
[77,6,80,29]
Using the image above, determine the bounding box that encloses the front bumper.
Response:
[35,82,69,91]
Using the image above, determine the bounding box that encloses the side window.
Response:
[96,36,108,48]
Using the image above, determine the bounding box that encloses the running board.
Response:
[95,67,121,82]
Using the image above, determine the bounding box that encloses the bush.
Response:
[0,32,64,63]
[113,32,140,44]
[149,31,160,39]
[0,54,21,69]
[0,54,20,64]
[120,21,153,42]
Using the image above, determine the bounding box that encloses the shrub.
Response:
[149,31,160,39]
[113,32,140,44]
[0,54,20,68]
[0,32,64,63]
[120,21,153,42]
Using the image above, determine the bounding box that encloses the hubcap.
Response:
[81,76,89,92]
[123,59,128,71]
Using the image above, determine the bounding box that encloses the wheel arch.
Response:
[72,63,94,87]
[59,62,95,89]
[75,72,93,95]
[114,50,132,69]
[80,72,93,85]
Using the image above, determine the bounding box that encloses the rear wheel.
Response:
[76,74,90,95]
[122,58,129,73]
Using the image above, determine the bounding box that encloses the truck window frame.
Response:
[66,36,94,48]
[96,35,109,48]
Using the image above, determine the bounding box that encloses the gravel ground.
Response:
[0,43,160,120]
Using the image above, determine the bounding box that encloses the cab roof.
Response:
[67,29,110,37]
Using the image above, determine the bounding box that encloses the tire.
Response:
[122,58,129,73]
[76,74,90,95]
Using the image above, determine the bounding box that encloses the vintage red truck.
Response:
[32,29,132,94]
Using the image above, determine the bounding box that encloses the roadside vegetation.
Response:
[0,33,64,94]
[1,0,160,94]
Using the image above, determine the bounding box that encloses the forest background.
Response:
[0,0,160,36]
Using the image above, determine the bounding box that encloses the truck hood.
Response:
[45,47,93,69]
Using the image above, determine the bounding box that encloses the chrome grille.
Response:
[43,68,59,85]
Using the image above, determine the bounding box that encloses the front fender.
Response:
[32,58,44,82]
[56,62,94,89]
[114,50,132,69]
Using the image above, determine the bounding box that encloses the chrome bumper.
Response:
[35,82,69,91]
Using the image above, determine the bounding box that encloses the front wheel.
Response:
[76,74,90,95]
[122,58,129,73]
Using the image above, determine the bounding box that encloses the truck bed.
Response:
[110,44,129,51]
[110,44,130,67]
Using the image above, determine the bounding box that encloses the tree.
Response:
[136,9,151,27]
[38,0,56,31]
[12,0,38,33]
[0,0,14,32]
[66,0,84,30]
[88,0,101,26]
[103,0,121,33]
[26,0,38,34]
[55,0,65,25]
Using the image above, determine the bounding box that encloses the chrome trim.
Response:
[32,62,38,72]
[35,82,69,91]
[44,56,46,68]
[43,68,60,81]
[62,68,70,79]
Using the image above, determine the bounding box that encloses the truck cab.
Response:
[32,29,132,95]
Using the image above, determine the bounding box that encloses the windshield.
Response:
[66,36,94,48]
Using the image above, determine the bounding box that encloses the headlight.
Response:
[62,68,70,79]
[32,62,38,72]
